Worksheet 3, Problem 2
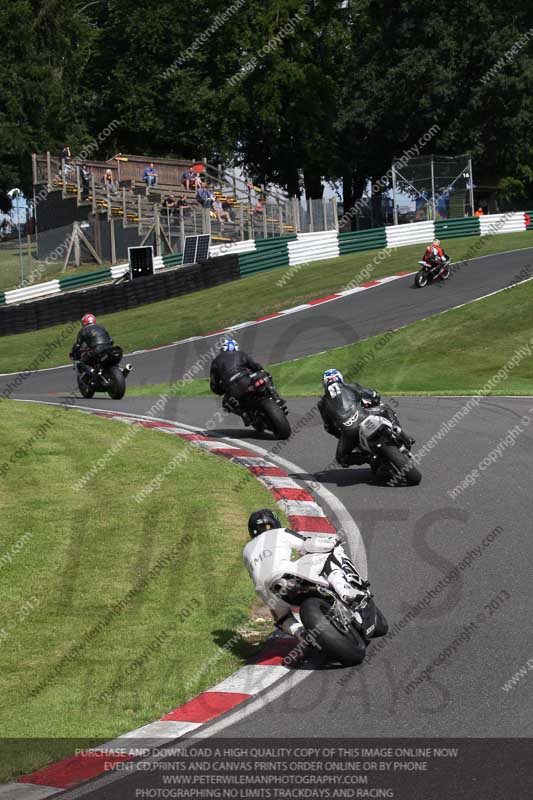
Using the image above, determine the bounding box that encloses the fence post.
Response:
[179,207,185,253]
[110,218,117,264]
[322,200,328,231]
[76,166,81,204]
[137,194,142,233]
[155,207,162,255]
[46,152,52,190]
[91,173,97,214]
[239,203,244,241]
[392,162,399,225]
[32,154,37,185]
[278,203,283,236]
[262,205,268,239]
[309,199,314,232]
[331,196,338,231]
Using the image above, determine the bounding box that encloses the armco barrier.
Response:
[339,227,387,255]
[435,217,480,239]
[0,255,240,336]
[239,235,296,277]
[288,230,340,266]
[385,220,434,248]
[479,212,525,236]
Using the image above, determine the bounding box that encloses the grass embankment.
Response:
[132,279,533,398]
[0,231,531,374]
[0,244,109,293]
[0,401,276,780]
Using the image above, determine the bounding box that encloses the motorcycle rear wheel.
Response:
[107,366,126,400]
[414,270,429,288]
[380,443,421,486]
[77,374,95,399]
[259,399,291,440]
[300,597,367,666]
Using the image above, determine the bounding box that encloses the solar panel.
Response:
[182,234,211,266]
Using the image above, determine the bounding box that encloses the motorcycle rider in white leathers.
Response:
[243,509,368,640]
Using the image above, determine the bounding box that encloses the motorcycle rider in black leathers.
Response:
[210,339,267,425]
[70,313,114,376]
[318,369,413,468]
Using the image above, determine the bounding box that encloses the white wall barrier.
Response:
[288,230,339,266]
[479,213,526,236]
[385,220,435,249]
[5,280,62,305]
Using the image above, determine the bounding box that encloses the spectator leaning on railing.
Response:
[79,164,90,200]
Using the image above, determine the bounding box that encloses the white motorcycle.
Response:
[271,551,388,666]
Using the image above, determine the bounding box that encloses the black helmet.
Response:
[248,509,282,538]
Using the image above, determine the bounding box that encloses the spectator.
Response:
[196,182,215,209]
[102,168,117,194]
[79,164,90,200]
[253,198,265,215]
[60,145,72,179]
[176,194,191,216]
[143,162,158,188]
[474,206,485,217]
[182,166,201,191]
[222,199,234,220]
[162,192,176,209]
[213,198,233,223]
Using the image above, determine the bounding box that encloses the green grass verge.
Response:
[131,279,533,398]
[1,231,532,374]
[0,401,278,780]
[0,244,110,292]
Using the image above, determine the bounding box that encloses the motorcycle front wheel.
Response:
[440,266,450,280]
[414,269,429,288]
[300,597,367,666]
[107,366,126,400]
[380,443,421,486]
[77,374,95,399]
[259,399,291,440]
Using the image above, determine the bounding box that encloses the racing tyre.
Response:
[414,270,428,288]
[77,374,95,399]
[260,400,291,439]
[380,444,421,486]
[440,265,450,281]
[300,597,367,666]
[107,366,126,400]
[372,604,389,637]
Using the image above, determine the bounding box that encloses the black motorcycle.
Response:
[414,256,450,288]
[73,346,132,400]
[225,369,291,439]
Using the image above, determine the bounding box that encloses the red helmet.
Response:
[82,313,96,326]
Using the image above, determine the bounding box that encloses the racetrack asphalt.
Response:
[5,246,533,796]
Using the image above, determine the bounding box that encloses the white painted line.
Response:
[0,786,58,799]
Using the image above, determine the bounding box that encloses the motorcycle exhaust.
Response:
[121,363,133,377]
